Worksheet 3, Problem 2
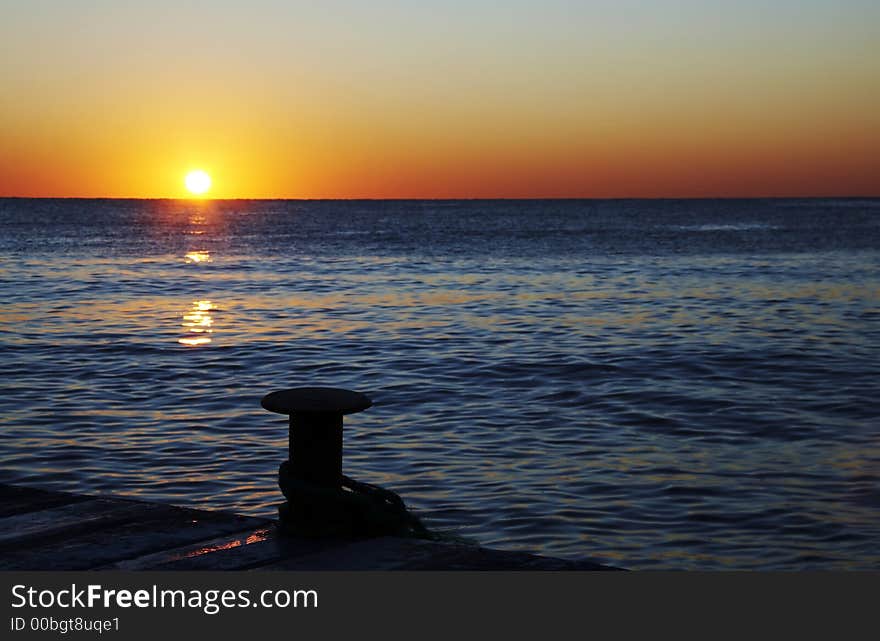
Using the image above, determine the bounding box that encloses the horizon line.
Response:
[1,195,878,202]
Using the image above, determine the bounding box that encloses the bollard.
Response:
[261,387,372,489]
[261,386,428,539]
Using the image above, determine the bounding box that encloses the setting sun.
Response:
[184,170,212,196]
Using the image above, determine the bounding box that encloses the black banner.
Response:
[1,572,876,639]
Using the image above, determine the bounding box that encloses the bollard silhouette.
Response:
[261,387,371,489]
[261,386,428,539]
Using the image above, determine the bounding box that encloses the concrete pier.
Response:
[0,483,619,570]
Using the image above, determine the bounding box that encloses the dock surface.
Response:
[0,484,616,570]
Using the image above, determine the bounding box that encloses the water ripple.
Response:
[1,198,879,569]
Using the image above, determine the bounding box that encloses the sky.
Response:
[1,0,878,198]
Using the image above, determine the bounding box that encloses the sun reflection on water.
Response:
[179,299,216,347]
[184,251,212,264]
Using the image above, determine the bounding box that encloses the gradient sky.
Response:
[1,0,878,198]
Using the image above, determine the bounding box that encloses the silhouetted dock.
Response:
[0,484,617,570]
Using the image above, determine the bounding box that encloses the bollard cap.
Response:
[261,387,372,416]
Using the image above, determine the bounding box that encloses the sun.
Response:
[184,170,212,196]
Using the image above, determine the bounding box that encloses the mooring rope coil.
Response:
[278,461,430,539]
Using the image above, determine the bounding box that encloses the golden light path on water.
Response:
[184,251,211,264]
[179,299,215,347]
[179,205,217,347]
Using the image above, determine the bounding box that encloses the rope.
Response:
[278,461,431,539]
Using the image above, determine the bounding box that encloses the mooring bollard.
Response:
[261,386,428,539]
[261,387,372,489]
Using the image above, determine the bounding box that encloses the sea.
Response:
[1,198,878,569]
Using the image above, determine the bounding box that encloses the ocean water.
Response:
[1,198,878,570]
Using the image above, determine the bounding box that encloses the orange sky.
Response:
[1,2,878,198]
